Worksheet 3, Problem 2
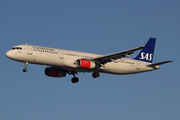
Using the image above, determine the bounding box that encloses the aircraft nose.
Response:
[6,51,12,58]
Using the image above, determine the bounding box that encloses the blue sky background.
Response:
[1,0,179,120]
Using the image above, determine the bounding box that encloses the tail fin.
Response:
[134,38,156,63]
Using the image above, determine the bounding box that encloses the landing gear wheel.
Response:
[71,77,79,83]
[92,72,100,78]
[23,62,28,72]
[23,68,27,72]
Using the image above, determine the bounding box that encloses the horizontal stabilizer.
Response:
[147,60,173,67]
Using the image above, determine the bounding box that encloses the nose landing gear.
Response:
[23,62,28,72]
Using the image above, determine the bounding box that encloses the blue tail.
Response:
[134,38,156,63]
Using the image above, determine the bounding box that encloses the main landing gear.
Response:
[70,72,100,83]
[92,72,100,78]
[71,72,79,83]
[71,77,79,83]
[23,62,28,72]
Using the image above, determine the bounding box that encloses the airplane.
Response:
[6,38,172,83]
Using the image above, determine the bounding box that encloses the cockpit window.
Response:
[12,47,22,50]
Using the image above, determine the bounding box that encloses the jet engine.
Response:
[44,67,66,77]
[76,59,96,69]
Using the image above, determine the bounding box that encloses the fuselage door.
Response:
[136,60,140,70]
[59,50,64,59]
[27,45,33,55]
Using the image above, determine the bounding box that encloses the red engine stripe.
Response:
[80,59,91,68]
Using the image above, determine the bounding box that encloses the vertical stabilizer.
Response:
[134,38,156,63]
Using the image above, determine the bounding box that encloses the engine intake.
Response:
[45,67,66,77]
[76,59,96,69]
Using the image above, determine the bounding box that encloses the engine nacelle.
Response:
[44,67,66,77]
[76,59,96,69]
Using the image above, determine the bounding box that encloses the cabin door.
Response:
[136,61,140,70]
[27,45,33,55]
[59,50,64,59]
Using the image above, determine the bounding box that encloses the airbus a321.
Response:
[6,38,172,83]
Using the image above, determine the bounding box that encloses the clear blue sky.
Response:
[1,0,179,120]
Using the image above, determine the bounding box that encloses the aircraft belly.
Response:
[101,62,137,75]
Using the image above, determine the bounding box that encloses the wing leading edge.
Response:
[89,46,145,65]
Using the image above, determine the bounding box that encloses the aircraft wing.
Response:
[89,46,145,65]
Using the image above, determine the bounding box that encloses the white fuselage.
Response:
[6,44,158,75]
